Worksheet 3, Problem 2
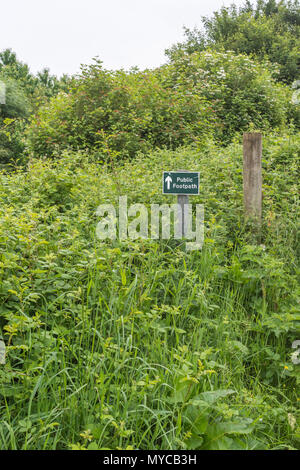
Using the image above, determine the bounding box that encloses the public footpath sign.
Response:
[162,171,199,195]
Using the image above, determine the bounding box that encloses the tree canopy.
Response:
[166,0,300,84]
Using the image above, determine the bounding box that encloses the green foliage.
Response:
[0,76,30,165]
[0,118,26,166]
[27,52,297,158]
[0,134,299,449]
[0,49,70,100]
[166,0,300,84]
[159,50,296,142]
[0,14,299,451]
[26,60,215,159]
[0,49,72,165]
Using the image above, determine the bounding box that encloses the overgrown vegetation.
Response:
[166,0,300,84]
[0,136,299,449]
[26,51,298,159]
[26,61,215,160]
[0,0,299,451]
[0,49,70,165]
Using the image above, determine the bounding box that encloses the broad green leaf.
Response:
[170,379,197,403]
[87,442,99,450]
[192,389,235,405]
[185,434,204,450]
[206,418,254,441]
[183,404,209,434]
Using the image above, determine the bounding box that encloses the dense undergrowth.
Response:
[0,133,299,450]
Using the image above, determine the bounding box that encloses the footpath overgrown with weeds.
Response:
[0,134,299,450]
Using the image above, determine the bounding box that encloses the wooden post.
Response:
[243,133,262,223]
[177,194,189,237]
[177,169,189,237]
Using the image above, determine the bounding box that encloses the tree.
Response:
[166,1,300,84]
[0,49,69,164]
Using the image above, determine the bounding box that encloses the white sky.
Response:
[0,0,245,77]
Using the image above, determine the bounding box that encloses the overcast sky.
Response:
[1,0,246,77]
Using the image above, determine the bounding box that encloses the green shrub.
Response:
[160,50,296,142]
[26,61,215,159]
[0,76,30,165]
[27,53,298,159]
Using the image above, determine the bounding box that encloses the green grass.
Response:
[0,133,299,450]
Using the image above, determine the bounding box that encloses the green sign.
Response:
[162,171,199,195]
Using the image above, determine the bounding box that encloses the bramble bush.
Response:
[26,61,215,160]
[26,52,298,160]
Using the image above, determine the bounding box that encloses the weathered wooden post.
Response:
[177,194,189,237]
[243,132,262,223]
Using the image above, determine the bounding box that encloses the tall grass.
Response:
[0,133,299,449]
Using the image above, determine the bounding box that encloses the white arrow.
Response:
[165,175,172,190]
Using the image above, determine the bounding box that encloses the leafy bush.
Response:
[0,76,30,165]
[26,61,215,159]
[161,50,296,142]
[0,49,72,165]
[27,52,298,160]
